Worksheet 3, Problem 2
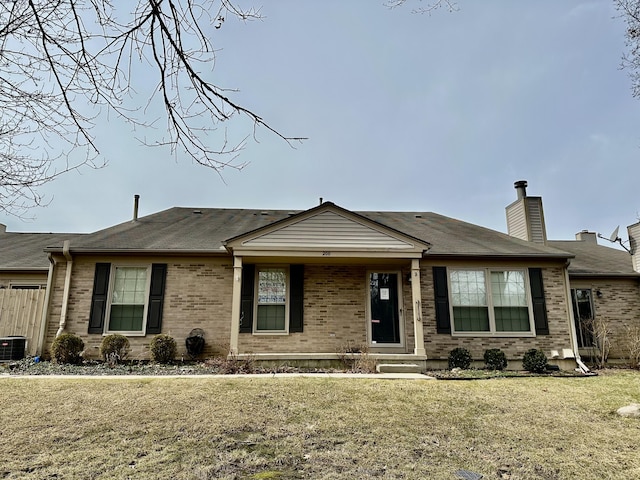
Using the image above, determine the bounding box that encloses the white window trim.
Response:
[448,267,536,337]
[104,264,152,336]
[253,265,290,335]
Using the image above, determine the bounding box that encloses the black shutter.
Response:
[528,268,549,335]
[433,266,451,334]
[240,264,255,333]
[145,264,167,335]
[88,263,111,334]
[289,264,304,333]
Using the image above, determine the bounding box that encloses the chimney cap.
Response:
[514,180,528,200]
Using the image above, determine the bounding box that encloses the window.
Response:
[106,266,150,333]
[449,269,533,335]
[255,267,289,333]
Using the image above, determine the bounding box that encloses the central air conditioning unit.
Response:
[0,337,26,361]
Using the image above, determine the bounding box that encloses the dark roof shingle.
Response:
[42,207,572,259]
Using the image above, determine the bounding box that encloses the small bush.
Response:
[149,334,177,364]
[51,333,84,364]
[206,353,256,374]
[484,348,508,370]
[522,348,547,373]
[448,347,472,370]
[100,334,130,365]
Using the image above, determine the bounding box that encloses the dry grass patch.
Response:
[0,372,639,479]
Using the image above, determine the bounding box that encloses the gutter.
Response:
[56,240,73,337]
[563,265,590,373]
[43,248,231,257]
[36,253,56,355]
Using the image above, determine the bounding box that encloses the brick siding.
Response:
[44,255,233,359]
[571,277,640,360]
[44,255,577,363]
[419,260,574,361]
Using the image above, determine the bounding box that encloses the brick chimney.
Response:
[505,180,547,244]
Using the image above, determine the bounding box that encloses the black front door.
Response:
[370,272,400,344]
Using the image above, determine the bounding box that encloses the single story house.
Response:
[3,180,638,370]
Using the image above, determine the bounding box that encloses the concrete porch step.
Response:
[376,363,423,374]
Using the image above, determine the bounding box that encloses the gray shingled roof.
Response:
[549,240,638,277]
[0,232,85,270]
[40,206,572,259]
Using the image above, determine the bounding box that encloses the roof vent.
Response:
[193,210,202,215]
[414,214,422,218]
[133,194,140,222]
[260,211,269,215]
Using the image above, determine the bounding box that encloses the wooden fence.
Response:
[0,289,46,356]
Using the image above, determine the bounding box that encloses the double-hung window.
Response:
[449,269,533,335]
[255,266,289,333]
[106,266,150,334]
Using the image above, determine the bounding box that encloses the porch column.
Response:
[411,259,426,356]
[229,256,243,355]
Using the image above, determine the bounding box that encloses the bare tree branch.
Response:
[385,0,459,15]
[616,0,640,98]
[0,1,304,217]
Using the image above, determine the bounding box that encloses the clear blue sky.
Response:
[2,1,638,247]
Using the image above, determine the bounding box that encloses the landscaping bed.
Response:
[2,356,603,378]
[0,357,344,376]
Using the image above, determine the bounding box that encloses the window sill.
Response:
[103,332,146,337]
[252,331,290,336]
[451,332,536,338]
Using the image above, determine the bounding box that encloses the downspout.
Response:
[56,240,73,337]
[36,253,57,355]
[563,264,589,373]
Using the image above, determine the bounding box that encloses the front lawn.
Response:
[1,371,639,479]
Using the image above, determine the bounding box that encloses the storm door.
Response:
[369,272,401,344]
[571,288,595,348]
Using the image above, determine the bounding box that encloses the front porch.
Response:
[224,203,431,360]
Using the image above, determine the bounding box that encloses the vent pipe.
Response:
[514,180,528,200]
[133,194,140,221]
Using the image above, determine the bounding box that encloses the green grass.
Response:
[1,371,639,479]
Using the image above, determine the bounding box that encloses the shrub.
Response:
[484,348,508,370]
[522,348,547,373]
[100,334,130,364]
[448,347,472,370]
[51,333,84,364]
[623,324,640,369]
[149,334,177,364]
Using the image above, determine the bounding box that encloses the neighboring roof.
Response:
[549,240,638,277]
[0,232,85,270]
[42,204,572,259]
